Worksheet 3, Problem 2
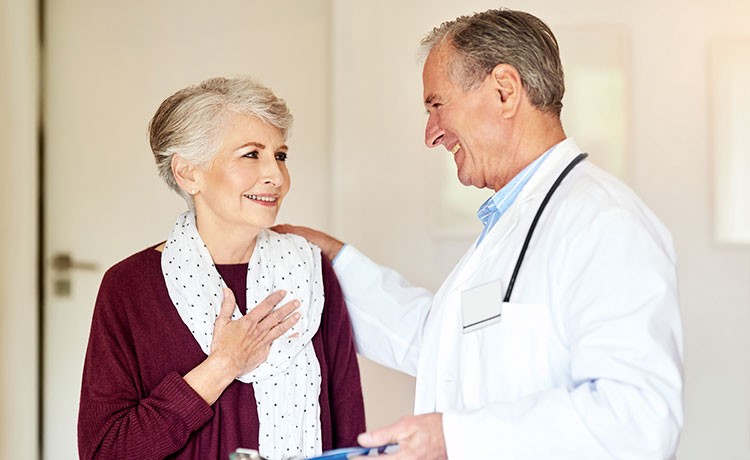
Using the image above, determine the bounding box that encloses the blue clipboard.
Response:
[230,444,398,460]
[305,444,398,459]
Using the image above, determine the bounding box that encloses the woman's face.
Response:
[193,112,290,234]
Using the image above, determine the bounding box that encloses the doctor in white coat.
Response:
[278,8,683,460]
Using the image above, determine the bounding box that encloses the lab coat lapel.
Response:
[457,139,583,285]
[415,139,585,413]
[453,138,581,288]
[466,139,584,297]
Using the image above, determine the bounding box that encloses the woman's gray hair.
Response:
[419,9,565,116]
[148,76,293,206]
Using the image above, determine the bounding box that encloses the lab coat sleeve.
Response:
[442,208,683,459]
[332,244,434,376]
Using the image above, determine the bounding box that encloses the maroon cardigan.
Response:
[78,245,365,460]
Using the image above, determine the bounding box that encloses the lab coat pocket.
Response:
[459,301,554,408]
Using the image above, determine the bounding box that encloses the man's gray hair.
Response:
[419,9,565,116]
[148,76,293,205]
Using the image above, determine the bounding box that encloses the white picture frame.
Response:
[710,37,750,245]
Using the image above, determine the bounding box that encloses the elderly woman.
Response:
[77,76,365,460]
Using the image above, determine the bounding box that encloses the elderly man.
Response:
[279,8,682,459]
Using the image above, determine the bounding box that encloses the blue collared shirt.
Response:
[475,146,556,245]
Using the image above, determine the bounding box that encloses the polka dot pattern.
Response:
[161,211,324,459]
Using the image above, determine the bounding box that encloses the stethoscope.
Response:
[503,152,588,302]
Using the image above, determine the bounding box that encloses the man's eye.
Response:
[243,151,259,159]
[426,103,442,115]
[275,152,288,161]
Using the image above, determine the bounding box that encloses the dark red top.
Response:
[78,245,365,460]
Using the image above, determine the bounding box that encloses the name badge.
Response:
[461,279,504,333]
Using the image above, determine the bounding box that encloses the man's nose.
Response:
[424,115,444,148]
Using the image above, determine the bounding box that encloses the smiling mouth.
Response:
[244,194,278,203]
[450,143,462,155]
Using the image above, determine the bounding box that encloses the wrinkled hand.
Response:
[211,288,300,377]
[185,288,301,404]
[357,413,447,460]
[272,224,344,262]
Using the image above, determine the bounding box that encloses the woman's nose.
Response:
[424,114,444,148]
[262,158,284,187]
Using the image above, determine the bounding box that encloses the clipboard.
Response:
[305,444,398,459]
[230,444,398,460]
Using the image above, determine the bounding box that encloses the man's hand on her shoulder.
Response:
[272,224,345,263]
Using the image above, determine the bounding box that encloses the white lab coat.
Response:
[333,139,683,459]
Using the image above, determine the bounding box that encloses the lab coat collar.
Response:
[515,138,584,205]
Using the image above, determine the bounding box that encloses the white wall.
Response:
[0,1,39,459]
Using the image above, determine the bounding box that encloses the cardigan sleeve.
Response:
[320,256,367,447]
[77,267,214,460]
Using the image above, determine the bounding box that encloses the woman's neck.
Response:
[195,217,260,264]
[204,233,258,264]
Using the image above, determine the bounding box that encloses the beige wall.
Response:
[0,0,39,459]
[1,1,748,459]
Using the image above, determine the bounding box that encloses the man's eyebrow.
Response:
[424,95,436,105]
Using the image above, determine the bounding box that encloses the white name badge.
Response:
[461,279,504,333]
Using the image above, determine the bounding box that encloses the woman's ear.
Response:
[172,154,200,195]
[491,64,523,119]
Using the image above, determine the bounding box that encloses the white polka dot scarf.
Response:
[161,210,324,460]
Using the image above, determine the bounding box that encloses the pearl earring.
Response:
[191,189,196,195]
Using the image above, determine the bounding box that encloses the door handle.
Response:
[50,253,98,297]
[51,252,98,271]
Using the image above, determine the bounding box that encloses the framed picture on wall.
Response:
[710,37,750,245]
[556,25,631,182]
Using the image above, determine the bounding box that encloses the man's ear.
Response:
[171,154,200,195]
[491,64,523,118]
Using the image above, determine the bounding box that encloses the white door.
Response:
[42,2,331,458]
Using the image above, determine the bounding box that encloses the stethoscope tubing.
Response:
[503,152,589,303]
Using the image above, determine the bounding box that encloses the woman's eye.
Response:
[275,152,288,162]
[243,151,259,159]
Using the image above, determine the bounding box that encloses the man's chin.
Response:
[459,178,488,190]
[457,172,479,189]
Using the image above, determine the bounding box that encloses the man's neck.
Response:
[492,110,565,191]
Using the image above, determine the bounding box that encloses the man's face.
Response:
[422,46,507,190]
